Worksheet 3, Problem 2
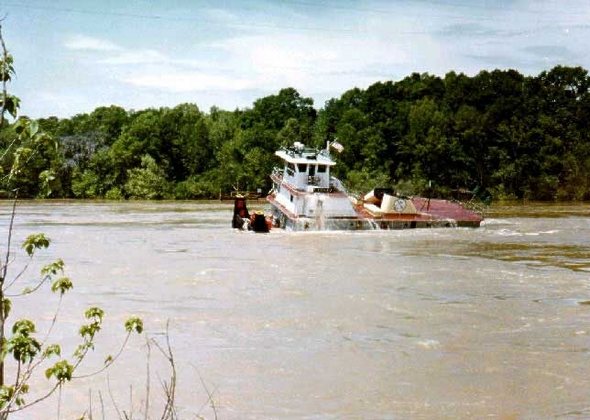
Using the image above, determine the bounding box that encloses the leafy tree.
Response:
[109,109,164,187]
[3,48,590,202]
[159,103,212,180]
[124,154,170,199]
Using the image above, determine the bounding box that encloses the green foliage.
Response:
[42,344,61,358]
[0,52,14,83]
[11,319,36,336]
[75,307,105,358]
[345,169,391,196]
[8,320,41,363]
[0,384,28,409]
[51,277,73,295]
[124,316,144,334]
[41,259,65,277]
[44,360,74,383]
[1,116,60,197]
[174,175,218,199]
[84,307,104,322]
[104,186,123,200]
[0,95,19,119]
[124,154,171,199]
[70,169,100,198]
[22,233,50,257]
[0,31,146,418]
[3,67,590,201]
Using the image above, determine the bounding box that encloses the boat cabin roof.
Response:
[275,144,336,166]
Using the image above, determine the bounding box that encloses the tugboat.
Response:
[264,141,483,231]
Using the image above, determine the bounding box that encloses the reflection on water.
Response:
[1,200,590,419]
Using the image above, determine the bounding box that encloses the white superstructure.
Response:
[268,142,360,230]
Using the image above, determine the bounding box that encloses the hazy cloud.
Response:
[436,23,502,38]
[123,71,255,92]
[523,45,576,61]
[9,0,590,117]
[99,49,167,65]
[64,35,123,52]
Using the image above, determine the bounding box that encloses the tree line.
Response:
[2,65,590,201]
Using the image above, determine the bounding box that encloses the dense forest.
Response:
[2,65,590,201]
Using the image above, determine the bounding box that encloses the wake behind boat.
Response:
[233,141,483,231]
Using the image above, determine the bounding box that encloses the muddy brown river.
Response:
[1,200,590,419]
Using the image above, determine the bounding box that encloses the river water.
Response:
[1,200,590,419]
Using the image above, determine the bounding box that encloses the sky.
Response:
[2,0,590,118]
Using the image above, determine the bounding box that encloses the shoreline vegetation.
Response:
[3,65,590,203]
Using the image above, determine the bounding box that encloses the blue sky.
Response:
[3,0,589,118]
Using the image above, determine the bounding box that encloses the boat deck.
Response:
[354,197,482,228]
[269,193,483,229]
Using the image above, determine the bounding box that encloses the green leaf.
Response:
[124,316,144,334]
[22,233,51,257]
[39,169,57,197]
[45,360,74,383]
[29,120,39,137]
[0,94,20,118]
[7,334,41,363]
[51,277,73,295]
[12,319,36,336]
[9,320,41,363]
[79,323,101,340]
[73,343,88,359]
[13,117,30,134]
[41,259,65,277]
[0,385,15,409]
[0,52,15,82]
[84,307,104,322]
[43,344,61,358]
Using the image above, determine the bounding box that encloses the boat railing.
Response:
[307,175,321,186]
[329,177,346,193]
[281,145,319,159]
[271,167,285,180]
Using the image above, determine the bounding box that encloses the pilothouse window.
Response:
[297,164,307,172]
[317,165,327,173]
[287,163,295,176]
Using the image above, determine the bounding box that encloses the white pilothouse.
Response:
[267,141,367,230]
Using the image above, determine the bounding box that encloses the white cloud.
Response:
[203,7,241,25]
[123,71,255,92]
[116,30,417,98]
[43,0,590,119]
[100,49,167,65]
[64,35,123,52]
[212,32,413,95]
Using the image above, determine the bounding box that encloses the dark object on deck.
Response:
[232,196,250,229]
[373,188,394,201]
[251,212,270,233]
